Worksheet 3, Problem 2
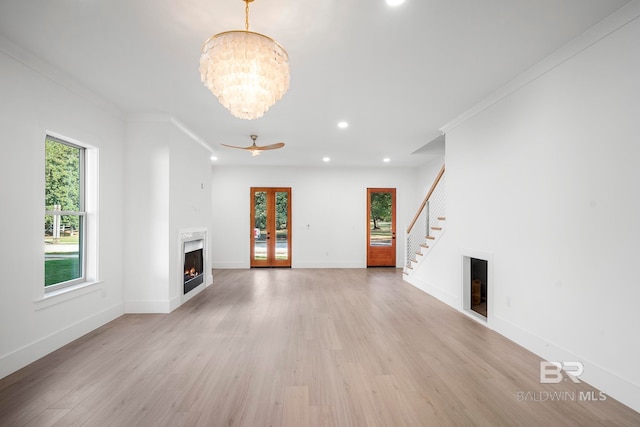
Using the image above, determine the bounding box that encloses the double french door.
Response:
[250,187,292,267]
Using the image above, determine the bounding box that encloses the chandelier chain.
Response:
[245,0,250,31]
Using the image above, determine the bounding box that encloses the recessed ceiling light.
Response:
[337,121,348,129]
[210,155,218,161]
[386,0,405,6]
[383,158,391,163]
[323,157,331,162]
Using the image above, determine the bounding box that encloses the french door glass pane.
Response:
[370,192,393,247]
[254,191,267,261]
[275,191,289,260]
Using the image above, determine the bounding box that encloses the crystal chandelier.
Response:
[199,0,290,120]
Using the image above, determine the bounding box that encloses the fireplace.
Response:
[181,229,207,296]
[470,257,488,318]
[462,251,491,322]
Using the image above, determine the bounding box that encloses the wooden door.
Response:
[250,188,292,267]
[367,188,396,267]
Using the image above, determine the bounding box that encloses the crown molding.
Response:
[440,1,640,134]
[126,114,214,154]
[0,34,124,121]
[170,117,215,154]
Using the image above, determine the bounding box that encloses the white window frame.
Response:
[44,135,88,292]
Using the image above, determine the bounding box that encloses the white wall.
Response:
[410,8,640,411]
[0,39,126,378]
[124,116,214,313]
[415,157,446,203]
[211,166,421,268]
[123,118,170,312]
[168,123,214,305]
[0,37,216,381]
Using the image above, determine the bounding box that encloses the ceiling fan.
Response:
[221,135,285,156]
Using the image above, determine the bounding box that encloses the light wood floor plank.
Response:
[0,268,639,426]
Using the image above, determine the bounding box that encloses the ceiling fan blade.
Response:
[220,143,252,150]
[220,137,284,155]
[256,142,285,150]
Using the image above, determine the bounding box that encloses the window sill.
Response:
[34,280,103,311]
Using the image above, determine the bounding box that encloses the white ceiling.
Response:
[0,0,631,167]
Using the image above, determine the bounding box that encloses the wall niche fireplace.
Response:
[470,257,488,318]
[181,229,207,296]
[462,251,491,322]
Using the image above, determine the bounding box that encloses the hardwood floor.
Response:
[1,268,638,426]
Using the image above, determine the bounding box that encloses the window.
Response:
[44,136,86,290]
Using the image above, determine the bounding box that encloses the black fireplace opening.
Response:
[470,257,488,317]
[184,248,204,294]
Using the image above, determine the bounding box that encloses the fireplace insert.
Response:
[183,247,204,294]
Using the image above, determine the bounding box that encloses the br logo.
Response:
[540,361,584,384]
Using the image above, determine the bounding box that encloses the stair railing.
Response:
[405,165,446,272]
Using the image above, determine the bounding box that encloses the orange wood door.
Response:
[250,188,292,267]
[367,188,396,267]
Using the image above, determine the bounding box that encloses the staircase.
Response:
[404,165,446,275]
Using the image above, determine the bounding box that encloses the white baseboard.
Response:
[404,275,640,412]
[212,261,367,269]
[492,315,640,413]
[124,299,171,313]
[212,262,249,269]
[0,303,123,380]
[179,278,212,307]
[169,294,182,312]
[292,261,364,268]
[404,274,460,308]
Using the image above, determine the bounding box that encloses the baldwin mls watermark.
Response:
[515,361,607,402]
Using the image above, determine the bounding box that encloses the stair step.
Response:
[431,226,442,231]
[420,243,429,249]
[437,216,446,221]
[426,236,435,240]
[415,251,423,256]
[407,264,413,270]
